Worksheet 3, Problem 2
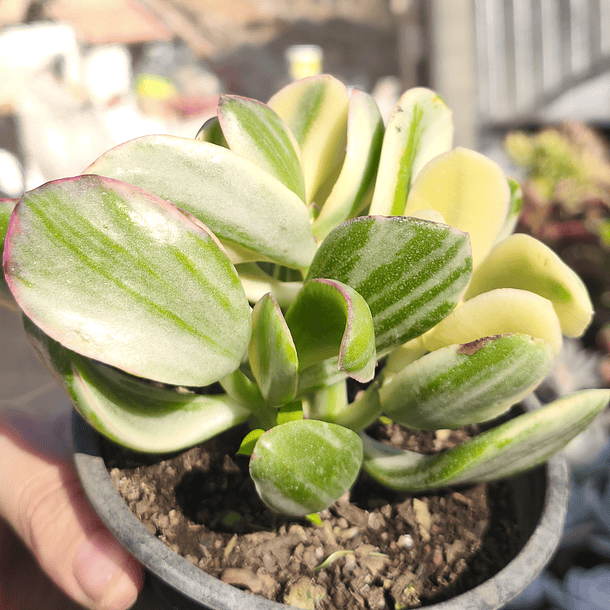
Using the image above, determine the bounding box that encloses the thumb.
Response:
[0,419,143,610]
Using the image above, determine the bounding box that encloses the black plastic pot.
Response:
[72,411,570,610]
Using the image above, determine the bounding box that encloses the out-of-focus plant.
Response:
[2,75,608,517]
[506,122,610,375]
[506,121,610,213]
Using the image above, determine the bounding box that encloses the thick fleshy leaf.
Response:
[250,419,363,515]
[369,88,453,216]
[304,378,348,422]
[363,389,610,492]
[423,288,563,356]
[195,116,228,147]
[235,262,302,308]
[237,429,265,456]
[268,74,349,203]
[218,95,306,201]
[307,216,472,353]
[285,278,376,382]
[381,334,554,429]
[0,197,16,250]
[312,90,384,239]
[404,148,511,268]
[296,357,348,396]
[5,175,251,386]
[307,380,382,432]
[249,294,299,406]
[1,198,18,311]
[495,177,523,244]
[85,135,317,269]
[465,233,593,338]
[24,318,251,452]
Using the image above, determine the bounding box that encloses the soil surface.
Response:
[104,422,524,609]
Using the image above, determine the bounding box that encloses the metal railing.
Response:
[474,0,610,127]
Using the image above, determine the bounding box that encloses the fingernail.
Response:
[74,531,132,604]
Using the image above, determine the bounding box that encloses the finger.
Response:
[0,419,143,610]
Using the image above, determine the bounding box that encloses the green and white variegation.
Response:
[0,73,604,515]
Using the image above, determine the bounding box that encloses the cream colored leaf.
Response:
[465,233,593,338]
[423,288,563,356]
[404,148,510,268]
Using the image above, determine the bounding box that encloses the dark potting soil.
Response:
[104,422,524,609]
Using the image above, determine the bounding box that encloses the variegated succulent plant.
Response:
[2,75,608,516]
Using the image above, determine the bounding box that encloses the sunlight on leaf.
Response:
[369,88,452,216]
[404,148,510,268]
[465,233,593,338]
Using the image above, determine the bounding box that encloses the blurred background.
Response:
[1,0,610,196]
[1,1,610,609]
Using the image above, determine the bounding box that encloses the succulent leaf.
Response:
[195,116,228,147]
[307,216,472,353]
[465,233,593,338]
[423,288,563,356]
[218,95,306,201]
[249,294,299,406]
[309,381,382,432]
[285,278,376,382]
[1,198,18,311]
[381,334,554,429]
[24,318,251,452]
[495,177,523,243]
[85,135,317,269]
[369,88,453,216]
[220,367,265,408]
[363,389,610,491]
[5,175,252,386]
[312,89,384,239]
[250,419,363,515]
[296,357,348,396]
[237,429,265,456]
[268,74,349,204]
[235,262,302,308]
[404,148,511,268]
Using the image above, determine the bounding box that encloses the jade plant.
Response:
[2,75,609,517]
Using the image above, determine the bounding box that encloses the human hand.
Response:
[0,411,143,610]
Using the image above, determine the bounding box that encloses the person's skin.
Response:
[0,412,143,610]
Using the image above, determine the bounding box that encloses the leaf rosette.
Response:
[1,74,607,516]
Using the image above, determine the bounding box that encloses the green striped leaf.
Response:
[312,89,384,240]
[249,293,299,406]
[381,334,554,429]
[363,389,610,492]
[85,135,317,269]
[250,419,363,515]
[307,216,472,353]
[465,233,593,338]
[218,95,306,201]
[195,116,228,147]
[24,318,251,452]
[285,278,376,382]
[404,148,511,269]
[268,74,349,203]
[5,175,251,386]
[1,198,18,311]
[369,88,453,216]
